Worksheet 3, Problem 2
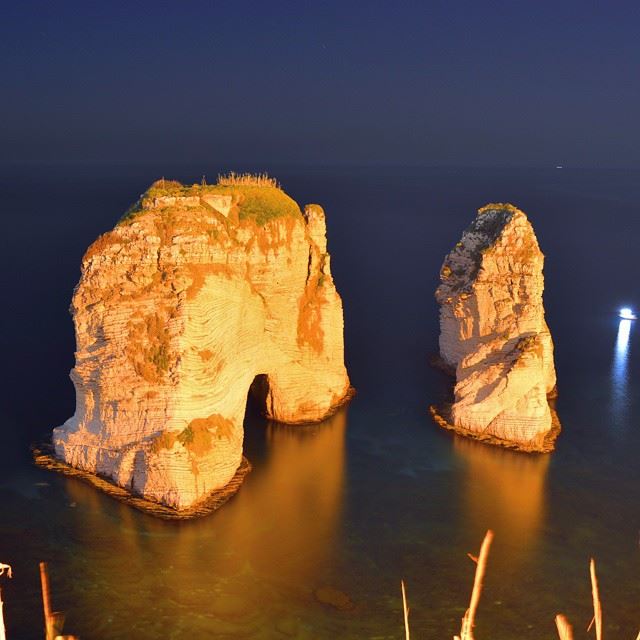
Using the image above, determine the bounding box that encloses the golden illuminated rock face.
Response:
[435,203,558,451]
[53,178,351,509]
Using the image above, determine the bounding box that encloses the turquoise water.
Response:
[1,166,639,638]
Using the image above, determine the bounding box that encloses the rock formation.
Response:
[432,203,558,452]
[53,175,352,510]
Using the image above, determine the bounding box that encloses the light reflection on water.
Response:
[452,436,549,572]
[611,318,633,426]
[215,412,346,581]
[54,409,348,639]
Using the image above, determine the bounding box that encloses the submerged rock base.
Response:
[429,401,561,454]
[33,444,251,520]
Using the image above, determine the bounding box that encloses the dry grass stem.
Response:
[457,530,494,640]
[40,562,54,640]
[555,614,574,640]
[590,558,602,640]
[216,172,278,188]
[0,562,12,640]
[401,580,410,640]
[40,562,74,640]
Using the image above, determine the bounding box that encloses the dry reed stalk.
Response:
[0,589,4,640]
[589,558,602,640]
[555,614,574,640]
[0,562,12,640]
[401,580,410,640]
[456,530,494,640]
[40,562,53,640]
[39,563,67,640]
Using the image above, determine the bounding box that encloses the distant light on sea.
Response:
[619,308,636,320]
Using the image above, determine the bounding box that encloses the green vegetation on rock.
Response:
[118,174,301,227]
[230,185,300,225]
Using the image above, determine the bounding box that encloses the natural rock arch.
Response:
[53,178,351,510]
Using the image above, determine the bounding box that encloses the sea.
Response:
[1,165,639,639]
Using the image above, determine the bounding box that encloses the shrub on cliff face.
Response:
[149,415,234,459]
[126,313,172,383]
[83,232,129,262]
[150,431,177,454]
[177,418,213,456]
[146,179,186,198]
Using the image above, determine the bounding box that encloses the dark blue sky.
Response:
[2,1,639,167]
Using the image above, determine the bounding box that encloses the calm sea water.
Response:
[1,165,639,639]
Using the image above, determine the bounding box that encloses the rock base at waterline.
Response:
[33,444,251,520]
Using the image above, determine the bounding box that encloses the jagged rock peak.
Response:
[436,203,536,303]
[432,202,559,453]
[52,174,352,512]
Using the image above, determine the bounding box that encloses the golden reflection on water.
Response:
[452,436,550,571]
[59,408,348,637]
[227,412,346,577]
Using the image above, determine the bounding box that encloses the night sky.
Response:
[2,1,639,167]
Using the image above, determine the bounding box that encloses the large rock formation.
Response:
[432,203,558,452]
[53,176,352,510]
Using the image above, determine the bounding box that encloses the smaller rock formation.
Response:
[432,203,559,452]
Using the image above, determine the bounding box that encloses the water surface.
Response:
[1,166,639,639]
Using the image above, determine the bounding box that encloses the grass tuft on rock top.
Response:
[118,174,301,226]
[232,185,300,225]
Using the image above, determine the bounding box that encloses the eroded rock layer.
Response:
[53,177,351,509]
[434,203,558,452]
